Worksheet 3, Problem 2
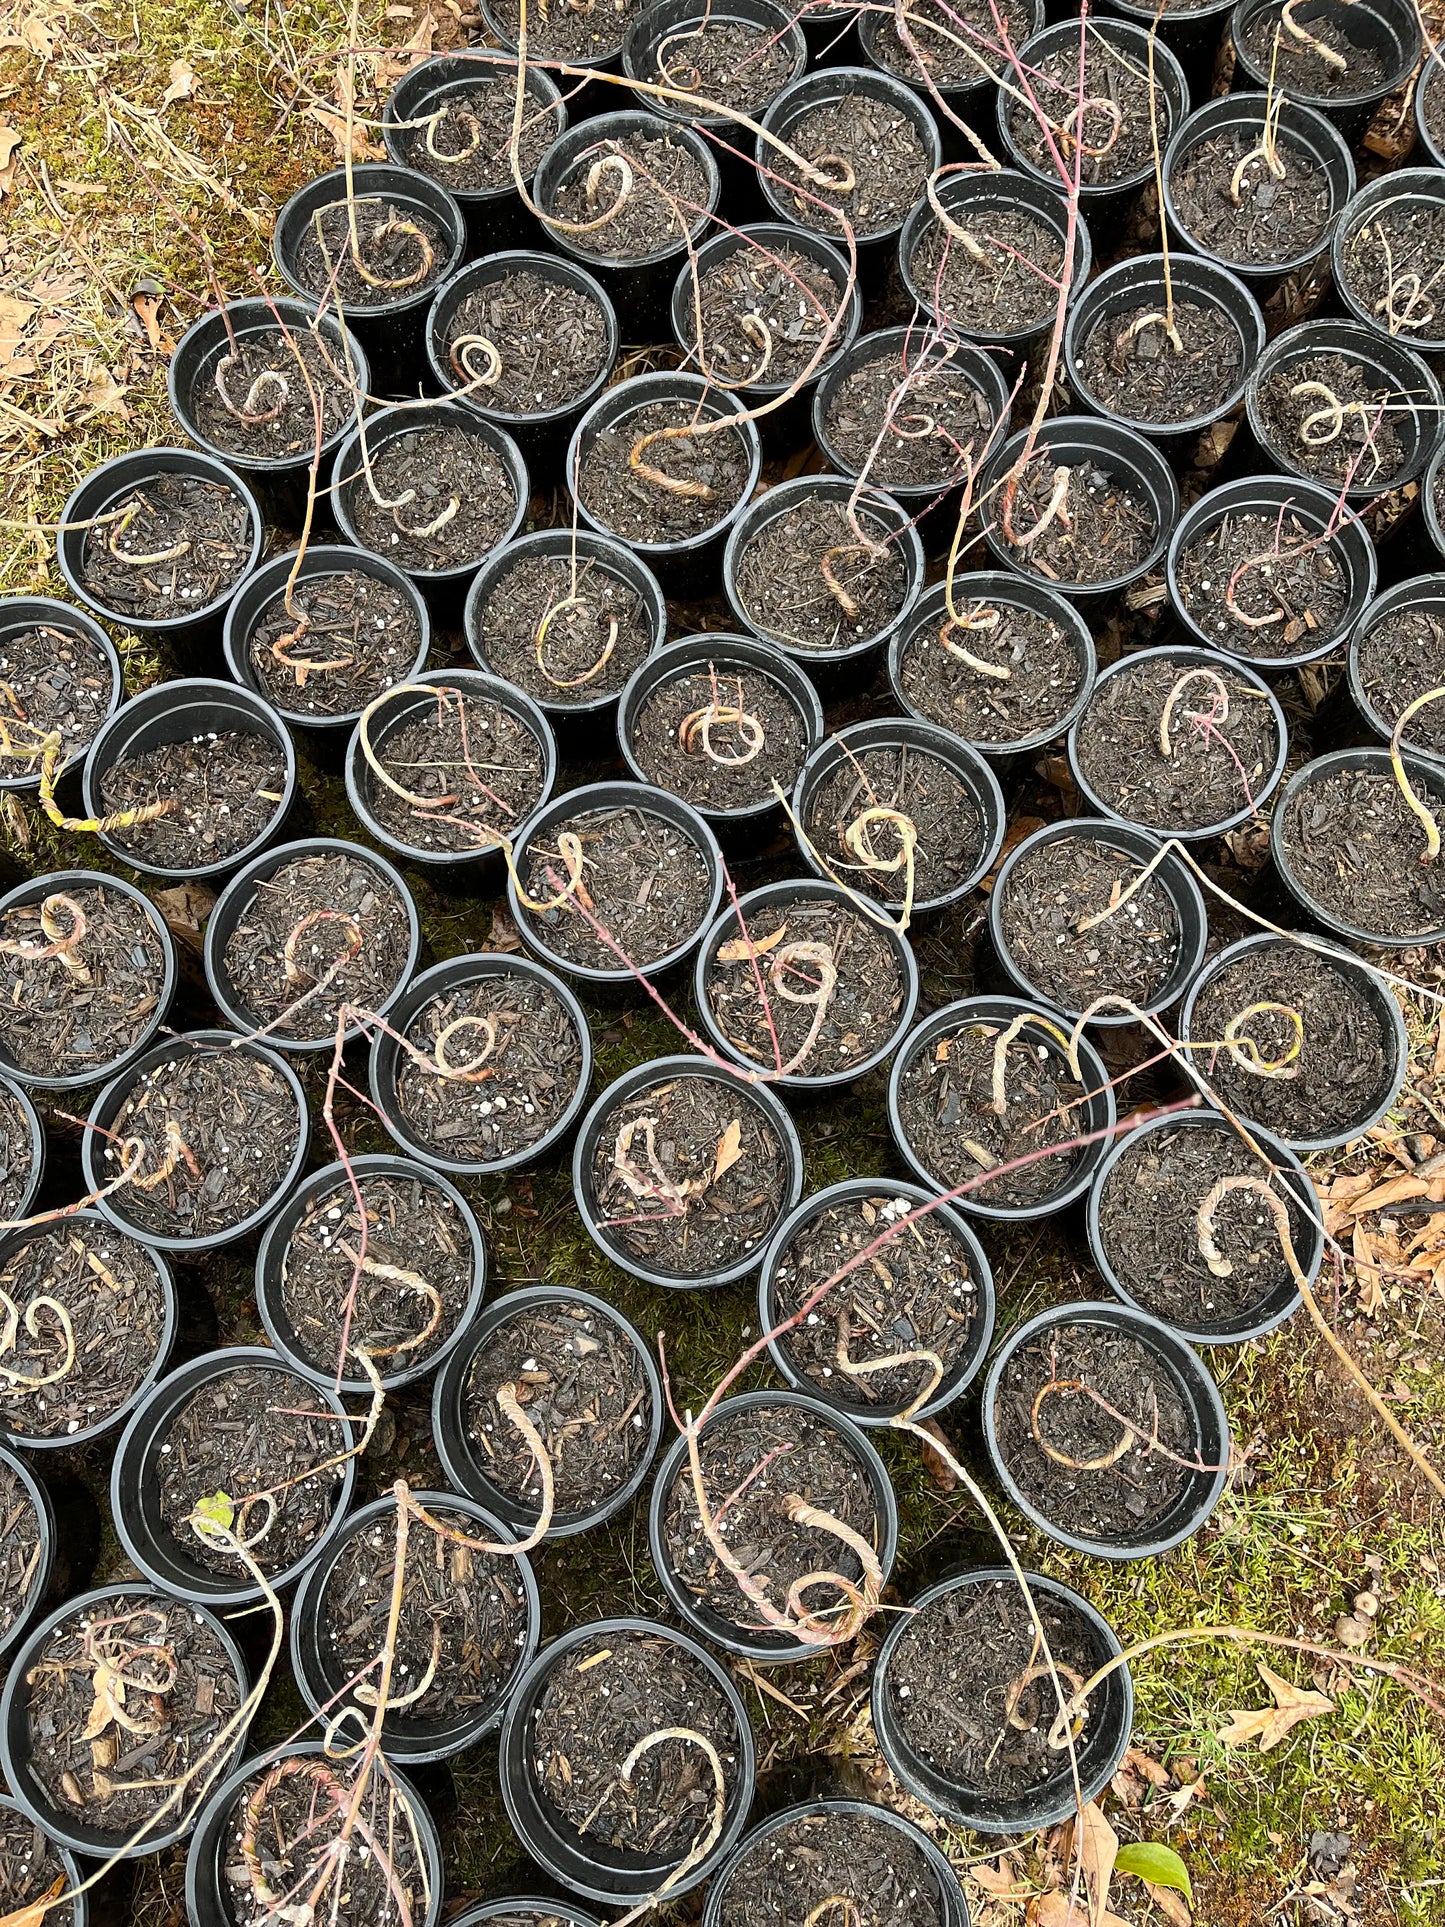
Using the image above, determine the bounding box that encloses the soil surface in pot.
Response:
[549,131,708,259]
[661,1398,883,1631]
[245,569,422,719]
[578,399,752,544]
[1189,942,1393,1141]
[0,1222,166,1441]
[103,1044,301,1241]
[98,727,288,871]
[899,593,1086,747]
[884,1577,1105,1798]
[773,95,931,238]
[461,1298,653,1518]
[344,421,517,573]
[1276,765,1445,937]
[1239,9,1387,97]
[364,684,547,855]
[518,800,713,971]
[0,883,165,1079]
[1074,653,1279,834]
[993,1321,1199,1538]
[489,0,644,58]
[156,1362,347,1575]
[997,832,1182,1014]
[392,968,585,1164]
[0,616,114,779]
[1099,1120,1308,1330]
[639,15,795,112]
[895,1014,1091,1209]
[23,1593,241,1837]
[1174,507,1350,657]
[732,497,911,651]
[0,1800,78,1927]
[1355,604,1445,755]
[1079,300,1242,426]
[1425,55,1445,149]
[191,327,355,462]
[1342,202,1445,344]
[703,894,906,1078]
[79,472,252,622]
[717,1808,942,1927]
[531,1630,740,1858]
[996,451,1156,586]
[475,551,655,706]
[441,268,610,415]
[630,660,809,812]
[1008,36,1166,186]
[0,1457,42,1644]
[805,739,985,905]
[684,243,844,390]
[278,1169,475,1379]
[868,0,1033,84]
[220,846,412,1037]
[291,195,447,307]
[589,1068,789,1277]
[823,344,999,490]
[0,1086,34,1220]
[1170,129,1333,267]
[398,77,557,190]
[909,207,1064,336]
[1255,350,1407,488]
[771,1189,981,1412]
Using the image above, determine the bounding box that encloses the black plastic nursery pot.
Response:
[1428,440,1445,568]
[1063,252,1265,447]
[1418,43,1445,168]
[887,994,1116,1222]
[1166,475,1376,671]
[757,1176,996,1424]
[871,1566,1133,1832]
[694,877,921,1094]
[56,447,263,650]
[791,715,1007,914]
[571,1054,805,1289]
[369,950,594,1177]
[0,1444,55,1669]
[425,251,619,472]
[272,163,466,393]
[1100,0,1232,90]
[1332,168,1445,358]
[987,817,1208,1023]
[1348,575,1445,758]
[449,1907,601,1927]
[1179,928,1408,1152]
[80,676,299,885]
[0,1583,251,1861]
[433,1285,663,1538]
[288,1486,540,1763]
[0,1075,44,1228]
[477,0,637,114]
[0,1792,87,1927]
[798,0,861,63]
[857,0,1044,131]
[1230,0,1420,147]
[982,1301,1231,1558]
[0,598,121,799]
[255,1152,486,1395]
[649,1387,899,1662]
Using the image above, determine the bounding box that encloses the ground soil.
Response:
[1275,765,1445,938]
[1174,507,1351,657]
[0,1221,167,1441]
[629,658,810,813]
[685,241,845,390]
[344,420,517,572]
[0,1457,42,1645]
[1255,350,1408,488]
[518,799,714,971]
[461,1298,653,1522]
[578,397,752,544]
[441,269,610,416]
[1354,605,1445,754]
[909,206,1065,336]
[732,497,912,652]
[897,593,1086,747]
[363,684,547,855]
[548,130,709,259]
[0,1800,77,1927]
[80,473,252,622]
[823,342,1000,489]
[1007,35,1168,187]
[246,568,423,718]
[0,618,114,779]
[1240,8,1387,97]
[589,1068,789,1278]
[398,76,558,191]
[0,1085,34,1220]
[641,15,796,113]
[0,883,166,1078]
[997,452,1156,586]
[774,95,930,240]
[1338,199,1445,346]
[191,327,355,462]
[488,0,644,59]
[474,551,654,706]
[997,831,1182,1015]
[867,0,1033,84]
[1079,299,1243,426]
[805,739,985,904]
[99,727,288,870]
[290,195,447,307]
[717,1808,942,1927]
[1170,127,1333,266]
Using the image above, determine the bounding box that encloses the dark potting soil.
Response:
[997,453,1156,586]
[398,76,557,191]
[343,422,517,573]
[868,0,1033,84]
[24,1593,241,1836]
[732,497,911,652]
[898,594,1086,748]
[1007,34,1170,187]
[220,848,412,1038]
[0,883,166,1079]
[461,1298,653,1519]
[823,343,1000,490]
[0,1084,34,1220]
[661,1398,882,1632]
[641,15,796,113]
[531,1631,740,1859]
[1339,199,1445,346]
[441,270,610,415]
[1240,8,1387,98]
[79,473,252,622]
[1189,942,1392,1141]
[773,96,931,240]
[703,894,906,1078]
[997,832,1181,1015]
[279,1171,476,1379]
[393,969,585,1164]
[993,1321,1196,1539]
[156,1364,348,1575]
[290,195,447,308]
[1169,130,1333,267]
[885,1577,1105,1798]
[578,399,752,544]
[1098,1120,1307,1331]
[363,684,547,855]
[548,131,709,259]
[246,570,423,718]
[1079,299,1242,427]
[479,1915,591,1927]
[0,1222,166,1441]
[1425,54,1445,152]
[103,1043,301,1241]
[806,741,984,905]
[488,0,644,59]
[0,1457,43,1644]
[191,328,355,463]
[589,1068,789,1277]
[1255,351,1408,488]
[517,801,714,971]
[894,1014,1090,1209]
[1276,766,1445,938]
[686,243,846,390]
[0,1800,77,1927]
[771,1189,981,1411]
[474,551,654,706]
[99,731,286,873]
[1355,606,1445,755]
[909,207,1065,336]
[1073,653,1280,833]
[630,660,810,813]
[717,1808,942,1927]
[321,1498,529,1725]
[1174,508,1350,658]
[0,618,114,778]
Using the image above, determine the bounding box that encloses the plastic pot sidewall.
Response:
[448,1905,602,1927]
[0,1076,44,1232]
[755,66,942,247]
[0,1445,55,1668]
[1427,442,1445,567]
[272,163,466,324]
[0,599,122,796]
[1347,575,1445,755]
[1417,45,1445,167]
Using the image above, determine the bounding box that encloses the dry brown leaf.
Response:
[1123,1746,1171,1788]
[310,104,387,160]
[160,56,196,107]
[485,904,523,953]
[1078,1802,1118,1927]
[1165,1774,1205,1819]
[0,295,35,369]
[0,1875,67,1927]
[1032,1894,1128,1927]
[972,1857,1031,1899]
[151,883,217,956]
[1217,1663,1333,1752]
[0,121,19,197]
[1,6,62,58]
[1354,1170,1445,1214]
[716,923,787,963]
[79,367,130,420]
[1144,1882,1192,1927]
[81,1660,118,1740]
[131,290,171,356]
[713,1118,744,1182]
[917,1416,960,1492]
[1351,1220,1386,1317]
